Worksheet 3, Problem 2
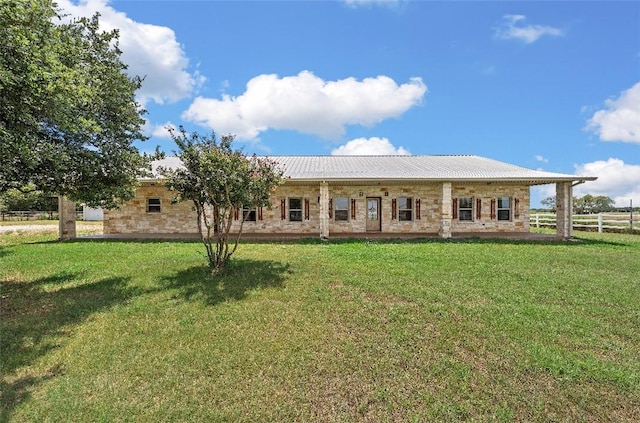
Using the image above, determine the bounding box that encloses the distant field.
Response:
[1,231,639,421]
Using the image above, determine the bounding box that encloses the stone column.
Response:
[439,182,452,239]
[319,182,329,238]
[58,196,77,240]
[556,182,573,239]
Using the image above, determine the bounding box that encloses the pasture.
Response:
[1,229,639,421]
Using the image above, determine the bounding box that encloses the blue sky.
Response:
[60,0,639,207]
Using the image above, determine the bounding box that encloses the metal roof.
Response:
[148,155,596,185]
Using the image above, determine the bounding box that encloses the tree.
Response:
[0,0,148,208]
[573,194,615,214]
[160,128,283,274]
[591,195,616,213]
[0,184,45,211]
[541,196,556,211]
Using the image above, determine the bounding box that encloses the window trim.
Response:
[333,197,349,221]
[398,196,413,221]
[242,206,257,222]
[288,197,303,222]
[497,197,511,221]
[146,198,161,213]
[458,196,473,221]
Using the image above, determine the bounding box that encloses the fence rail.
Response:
[531,212,639,234]
[0,210,83,221]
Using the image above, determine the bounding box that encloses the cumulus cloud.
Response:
[331,137,410,155]
[56,0,203,106]
[534,155,549,163]
[495,15,564,44]
[150,122,177,139]
[532,158,639,207]
[585,82,640,144]
[182,71,427,140]
[573,158,640,207]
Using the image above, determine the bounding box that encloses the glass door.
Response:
[366,198,381,232]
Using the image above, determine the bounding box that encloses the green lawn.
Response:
[1,230,639,422]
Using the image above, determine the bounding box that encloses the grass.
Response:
[1,230,639,422]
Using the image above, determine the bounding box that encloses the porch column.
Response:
[556,182,573,239]
[58,196,77,240]
[439,182,452,239]
[319,182,329,238]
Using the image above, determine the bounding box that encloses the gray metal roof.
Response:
[148,155,596,185]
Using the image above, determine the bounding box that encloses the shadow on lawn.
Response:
[0,242,13,259]
[0,272,138,422]
[161,258,291,306]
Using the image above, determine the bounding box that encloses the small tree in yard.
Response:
[161,128,283,274]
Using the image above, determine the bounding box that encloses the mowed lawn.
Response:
[1,229,639,422]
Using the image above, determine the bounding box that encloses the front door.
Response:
[366,197,381,232]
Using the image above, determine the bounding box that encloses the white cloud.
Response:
[532,158,639,208]
[331,137,410,155]
[534,155,549,163]
[573,158,640,207]
[151,122,177,139]
[585,82,640,144]
[56,0,203,106]
[182,71,427,140]
[495,15,564,44]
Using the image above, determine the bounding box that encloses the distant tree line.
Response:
[540,194,637,214]
[0,185,57,212]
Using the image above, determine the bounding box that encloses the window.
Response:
[147,198,161,213]
[289,198,302,222]
[458,197,473,221]
[334,197,349,221]
[497,197,511,221]
[398,197,413,221]
[242,206,256,222]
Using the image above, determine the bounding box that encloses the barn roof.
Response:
[148,155,596,186]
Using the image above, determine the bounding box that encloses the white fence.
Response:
[531,212,639,234]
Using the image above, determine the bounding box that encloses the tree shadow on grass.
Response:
[0,272,138,422]
[160,259,291,306]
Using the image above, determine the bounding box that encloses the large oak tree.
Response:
[0,0,148,208]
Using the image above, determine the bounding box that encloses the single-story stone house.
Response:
[102,155,596,239]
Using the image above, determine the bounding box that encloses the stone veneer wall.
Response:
[104,183,198,234]
[104,181,530,235]
[451,183,530,233]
